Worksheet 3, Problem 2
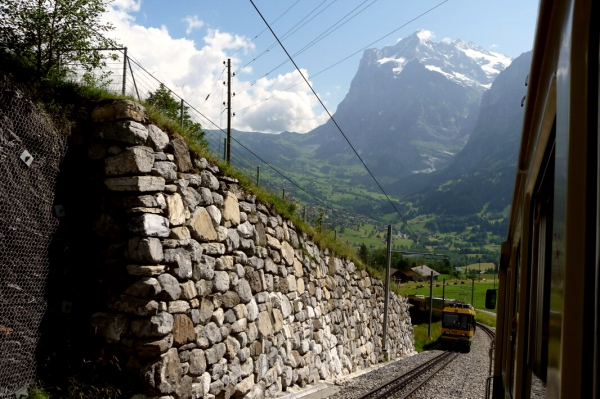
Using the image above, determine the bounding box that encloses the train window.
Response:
[527,124,555,383]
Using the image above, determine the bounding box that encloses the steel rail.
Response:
[356,351,457,399]
[400,352,460,399]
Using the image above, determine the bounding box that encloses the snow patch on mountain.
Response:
[373,30,512,89]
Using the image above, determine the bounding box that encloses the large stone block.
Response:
[99,120,149,144]
[158,274,181,300]
[131,312,174,337]
[222,192,240,226]
[105,176,165,192]
[127,237,164,263]
[173,314,195,346]
[166,193,187,226]
[142,348,182,393]
[172,134,193,172]
[105,146,154,176]
[152,161,177,182]
[129,213,170,237]
[147,124,170,151]
[164,248,192,279]
[188,208,218,241]
[92,100,147,123]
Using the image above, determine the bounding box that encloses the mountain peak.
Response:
[374,31,512,89]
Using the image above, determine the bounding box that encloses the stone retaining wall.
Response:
[87,100,414,399]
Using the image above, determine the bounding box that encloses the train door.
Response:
[527,128,555,396]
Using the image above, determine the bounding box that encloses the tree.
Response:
[358,244,369,264]
[147,84,207,147]
[0,0,115,79]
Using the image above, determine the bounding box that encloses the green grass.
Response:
[476,312,497,327]
[26,387,51,399]
[413,321,442,352]
[399,280,499,313]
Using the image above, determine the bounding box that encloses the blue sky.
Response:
[105,0,539,133]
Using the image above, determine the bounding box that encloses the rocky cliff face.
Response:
[85,100,414,398]
[305,30,512,179]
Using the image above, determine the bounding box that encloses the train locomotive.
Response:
[440,301,476,352]
[487,0,600,398]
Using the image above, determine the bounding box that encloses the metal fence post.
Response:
[122,47,127,96]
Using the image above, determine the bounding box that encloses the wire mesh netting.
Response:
[0,76,69,397]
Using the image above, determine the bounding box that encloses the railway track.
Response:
[476,322,496,341]
[356,351,460,399]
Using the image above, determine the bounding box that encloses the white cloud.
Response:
[101,2,325,134]
[442,37,452,44]
[490,44,498,49]
[183,15,204,35]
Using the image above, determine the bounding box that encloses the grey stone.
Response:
[131,312,174,337]
[129,213,170,237]
[127,237,164,263]
[105,176,165,192]
[105,146,154,176]
[235,279,252,303]
[212,192,224,206]
[189,349,206,375]
[147,124,170,151]
[257,311,273,338]
[192,255,215,281]
[180,280,197,299]
[247,299,259,322]
[164,248,192,279]
[99,120,148,144]
[142,348,181,393]
[152,161,178,182]
[225,336,241,360]
[198,187,214,206]
[205,343,227,365]
[201,243,225,255]
[172,134,193,172]
[181,187,202,210]
[201,322,222,345]
[200,170,219,190]
[158,274,181,301]
[220,291,240,308]
[212,271,230,293]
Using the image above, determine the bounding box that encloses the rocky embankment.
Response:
[85,100,415,398]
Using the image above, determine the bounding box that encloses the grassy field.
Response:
[399,278,499,313]
[413,321,442,352]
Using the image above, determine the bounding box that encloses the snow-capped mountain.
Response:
[373,30,512,90]
[304,30,513,181]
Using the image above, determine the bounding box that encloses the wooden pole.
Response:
[428,271,433,338]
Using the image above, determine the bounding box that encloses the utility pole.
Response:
[478,256,481,281]
[226,58,232,164]
[382,225,392,356]
[256,166,260,186]
[471,278,475,306]
[428,271,433,338]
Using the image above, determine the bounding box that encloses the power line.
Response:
[230,0,301,57]
[249,0,424,243]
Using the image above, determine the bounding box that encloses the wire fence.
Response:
[0,75,69,398]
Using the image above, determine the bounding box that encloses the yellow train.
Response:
[486,0,600,398]
[440,302,476,352]
[407,295,447,318]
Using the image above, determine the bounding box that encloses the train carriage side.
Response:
[491,0,600,398]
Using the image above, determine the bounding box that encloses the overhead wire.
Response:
[249,0,441,244]
[230,0,301,57]
[236,0,449,124]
